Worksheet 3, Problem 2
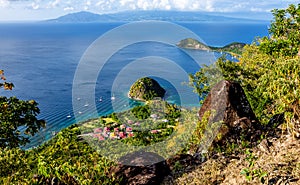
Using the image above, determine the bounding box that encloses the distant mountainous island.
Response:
[46,11,267,23]
[177,38,246,55]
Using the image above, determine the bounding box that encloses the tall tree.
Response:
[259,3,300,56]
[0,69,45,148]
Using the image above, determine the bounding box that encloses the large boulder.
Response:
[128,77,166,101]
[109,151,170,185]
[198,80,260,147]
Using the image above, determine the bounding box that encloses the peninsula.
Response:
[177,38,246,55]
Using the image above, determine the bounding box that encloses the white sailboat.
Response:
[111,94,116,100]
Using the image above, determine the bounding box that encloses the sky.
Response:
[0,0,298,21]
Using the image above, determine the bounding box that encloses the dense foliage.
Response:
[80,100,182,147]
[0,97,46,148]
[1,3,300,184]
[128,77,165,101]
[259,4,300,56]
[0,101,191,184]
[0,125,119,184]
[191,4,300,137]
[0,70,13,90]
[131,104,151,119]
[0,69,45,148]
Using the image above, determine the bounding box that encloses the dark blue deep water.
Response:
[0,22,269,148]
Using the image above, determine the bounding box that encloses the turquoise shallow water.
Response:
[0,22,269,148]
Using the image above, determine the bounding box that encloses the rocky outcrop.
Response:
[109,80,294,184]
[198,80,260,146]
[109,151,169,185]
[128,77,165,101]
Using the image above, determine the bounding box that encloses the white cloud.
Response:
[86,0,91,6]
[205,1,214,12]
[161,0,171,10]
[0,0,9,8]
[1,0,300,21]
[119,0,128,6]
[137,0,150,10]
[64,6,74,11]
[165,5,171,10]
[128,3,136,10]
[31,3,39,10]
[47,0,61,8]
[170,0,187,10]
[5,0,299,13]
[193,0,216,11]
[2,0,300,13]
[89,0,218,12]
[96,0,103,6]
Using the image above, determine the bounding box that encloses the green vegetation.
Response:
[0,70,45,149]
[131,104,151,119]
[0,100,196,184]
[240,149,268,183]
[0,125,120,184]
[0,97,46,148]
[128,77,166,101]
[177,38,246,55]
[0,70,13,90]
[212,42,246,56]
[220,4,300,136]
[181,4,300,183]
[191,3,300,135]
[79,100,188,154]
[1,3,300,184]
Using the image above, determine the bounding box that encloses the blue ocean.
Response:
[0,21,269,148]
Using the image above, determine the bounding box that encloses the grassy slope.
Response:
[163,134,300,185]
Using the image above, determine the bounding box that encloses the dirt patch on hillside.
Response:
[163,134,300,185]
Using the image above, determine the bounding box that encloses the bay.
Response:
[0,21,269,148]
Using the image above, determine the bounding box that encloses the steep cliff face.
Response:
[128,77,166,101]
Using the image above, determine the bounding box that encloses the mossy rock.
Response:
[128,77,165,101]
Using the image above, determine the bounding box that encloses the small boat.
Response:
[111,94,116,100]
[84,102,89,107]
[77,97,81,101]
[78,111,82,114]
[67,114,71,118]
[99,97,103,102]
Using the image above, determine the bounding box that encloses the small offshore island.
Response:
[177,38,246,55]
[128,77,166,101]
[1,3,300,185]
